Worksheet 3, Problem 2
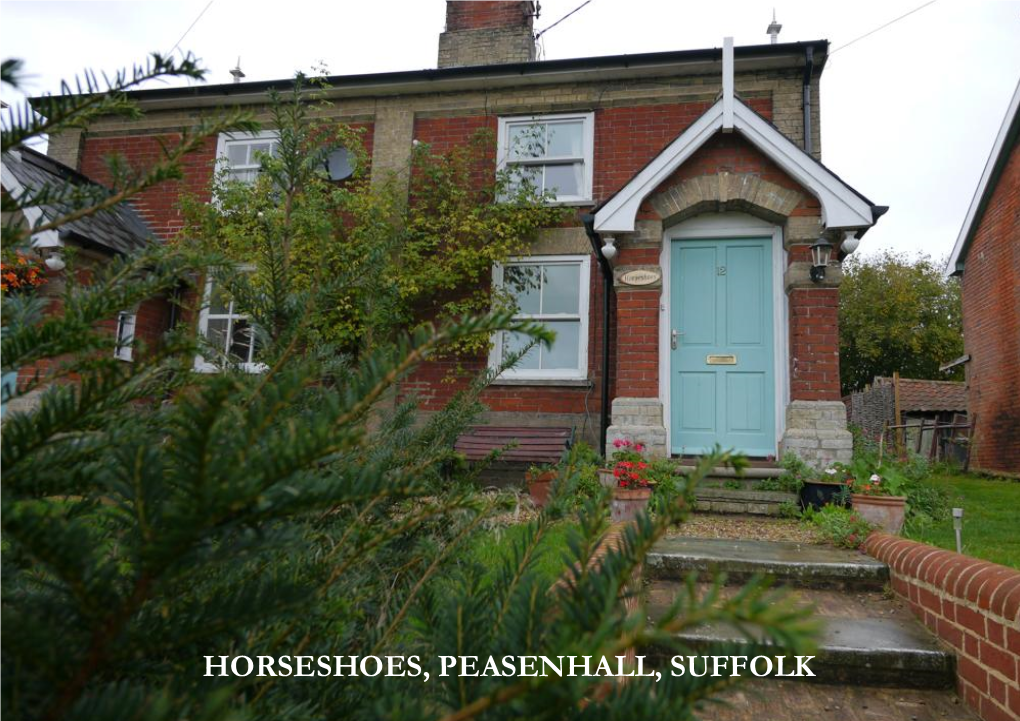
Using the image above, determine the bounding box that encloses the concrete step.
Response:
[646,537,888,590]
[691,679,976,720]
[645,582,956,689]
[652,617,954,689]
[694,487,798,516]
[679,465,784,479]
[699,477,767,490]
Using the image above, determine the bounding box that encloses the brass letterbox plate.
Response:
[706,354,737,365]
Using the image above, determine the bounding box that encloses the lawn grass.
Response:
[469,521,578,587]
[905,472,1020,569]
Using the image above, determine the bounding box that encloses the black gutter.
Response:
[582,213,612,459]
[38,40,829,105]
[802,46,814,155]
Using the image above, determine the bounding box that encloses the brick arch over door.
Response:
[648,173,806,229]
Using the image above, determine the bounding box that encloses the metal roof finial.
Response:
[229,57,245,84]
[767,9,783,44]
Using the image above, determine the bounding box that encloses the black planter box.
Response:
[800,481,849,511]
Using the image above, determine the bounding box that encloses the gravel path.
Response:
[667,513,825,545]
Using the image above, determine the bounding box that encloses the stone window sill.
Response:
[490,378,593,388]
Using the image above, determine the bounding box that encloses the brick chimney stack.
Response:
[438,1,537,69]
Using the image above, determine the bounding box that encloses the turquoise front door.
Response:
[669,237,775,457]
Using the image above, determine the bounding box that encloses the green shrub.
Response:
[555,441,606,510]
[648,459,687,515]
[756,454,813,493]
[778,501,802,519]
[804,504,874,549]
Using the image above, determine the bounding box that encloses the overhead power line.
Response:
[166,0,215,57]
[830,0,938,55]
[535,0,593,40]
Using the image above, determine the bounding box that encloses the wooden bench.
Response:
[454,426,574,464]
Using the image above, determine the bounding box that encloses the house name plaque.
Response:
[618,269,662,287]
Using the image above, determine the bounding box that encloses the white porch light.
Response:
[840,230,860,255]
[600,236,618,263]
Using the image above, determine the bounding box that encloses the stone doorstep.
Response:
[678,466,784,479]
[643,617,955,690]
[646,537,888,590]
[693,488,797,517]
[698,478,775,490]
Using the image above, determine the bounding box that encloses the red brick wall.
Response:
[80,134,217,241]
[961,142,1020,475]
[445,1,533,31]
[789,288,841,401]
[866,534,1020,721]
[412,115,496,189]
[594,98,772,202]
[80,122,375,243]
[614,290,658,397]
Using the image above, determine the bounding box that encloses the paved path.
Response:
[644,536,977,719]
[699,680,977,721]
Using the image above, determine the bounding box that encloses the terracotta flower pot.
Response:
[610,487,652,523]
[851,494,907,534]
[526,470,557,508]
[598,468,616,489]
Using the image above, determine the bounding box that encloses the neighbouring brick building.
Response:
[1,147,164,408]
[947,79,1020,476]
[35,1,887,465]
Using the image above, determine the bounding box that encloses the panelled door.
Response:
[669,237,775,457]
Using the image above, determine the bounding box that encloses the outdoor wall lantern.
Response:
[601,236,618,264]
[43,249,66,272]
[809,238,833,283]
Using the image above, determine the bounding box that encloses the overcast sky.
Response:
[3,0,1019,261]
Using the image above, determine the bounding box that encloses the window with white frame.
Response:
[490,255,590,380]
[217,131,280,184]
[195,272,263,373]
[113,310,136,362]
[497,113,594,203]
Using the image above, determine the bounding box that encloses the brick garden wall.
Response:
[866,534,1020,721]
[960,141,1020,475]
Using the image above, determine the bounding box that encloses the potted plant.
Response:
[800,466,849,511]
[525,463,558,508]
[599,438,646,488]
[846,465,908,534]
[607,439,654,523]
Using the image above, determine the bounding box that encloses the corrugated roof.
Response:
[874,377,967,413]
[2,147,153,255]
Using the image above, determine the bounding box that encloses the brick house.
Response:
[1,147,164,408]
[41,1,885,465]
[947,79,1020,476]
